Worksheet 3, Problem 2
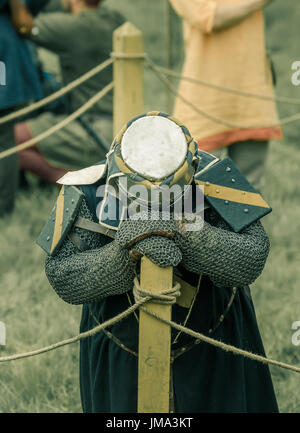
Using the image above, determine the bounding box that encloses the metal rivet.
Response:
[46,236,50,241]
[216,189,220,193]
[71,199,75,204]
[226,167,231,172]
[225,200,229,205]
[205,181,210,186]
[232,178,236,183]
[66,208,69,212]
[244,208,249,213]
[242,191,246,195]
[181,347,186,352]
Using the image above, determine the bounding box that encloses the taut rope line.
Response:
[0,286,299,375]
[0,295,146,362]
[110,52,146,60]
[1,54,300,163]
[146,57,300,129]
[140,306,300,374]
[2,52,300,128]
[153,64,300,106]
[0,58,114,126]
[0,82,114,161]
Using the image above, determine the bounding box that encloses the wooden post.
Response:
[138,258,173,413]
[166,0,173,114]
[113,22,173,413]
[113,22,144,136]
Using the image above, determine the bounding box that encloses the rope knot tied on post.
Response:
[133,276,181,305]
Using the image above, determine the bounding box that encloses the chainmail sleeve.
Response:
[175,208,270,288]
[45,197,136,305]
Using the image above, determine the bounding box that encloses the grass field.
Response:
[0,0,300,413]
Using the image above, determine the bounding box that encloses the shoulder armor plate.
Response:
[37,185,84,255]
[194,157,272,232]
[56,163,106,185]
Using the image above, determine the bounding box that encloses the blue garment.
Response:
[0,0,49,110]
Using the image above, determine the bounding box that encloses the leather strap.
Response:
[74,216,116,239]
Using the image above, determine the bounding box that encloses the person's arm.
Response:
[169,0,274,34]
[9,0,34,34]
[9,1,75,53]
[27,12,75,53]
[44,196,137,305]
[213,0,274,31]
[174,211,270,288]
[169,0,217,33]
[45,204,184,305]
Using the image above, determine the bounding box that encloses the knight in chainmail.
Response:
[38,112,278,413]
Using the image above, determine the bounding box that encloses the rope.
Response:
[0,50,298,373]
[146,57,300,130]
[0,82,114,161]
[140,306,300,374]
[2,49,300,128]
[0,58,114,126]
[153,64,300,106]
[110,52,146,60]
[0,286,299,375]
[0,294,147,363]
[133,277,181,305]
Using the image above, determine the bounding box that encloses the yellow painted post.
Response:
[113,22,144,136]
[137,258,173,413]
[113,22,173,413]
[166,0,173,114]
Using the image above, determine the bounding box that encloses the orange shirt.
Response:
[169,0,282,151]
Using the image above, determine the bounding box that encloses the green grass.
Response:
[0,0,300,413]
[0,185,82,412]
[252,141,300,413]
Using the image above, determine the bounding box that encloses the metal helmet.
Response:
[106,112,199,208]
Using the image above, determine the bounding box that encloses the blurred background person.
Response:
[0,0,49,216]
[12,0,125,184]
[169,0,282,190]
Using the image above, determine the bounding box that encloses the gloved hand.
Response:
[129,235,182,268]
[115,212,182,267]
[173,213,205,259]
